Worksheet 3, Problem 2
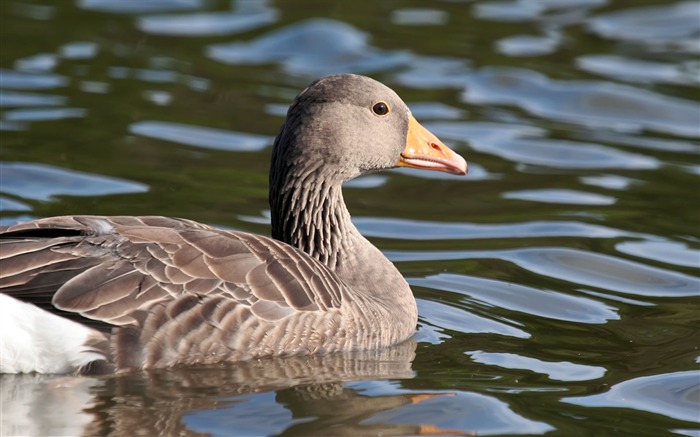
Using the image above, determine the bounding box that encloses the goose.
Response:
[0,74,467,375]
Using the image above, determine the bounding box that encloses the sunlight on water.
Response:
[0,162,148,201]
[130,121,272,151]
[564,371,700,422]
[0,0,698,435]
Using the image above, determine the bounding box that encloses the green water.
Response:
[1,1,698,436]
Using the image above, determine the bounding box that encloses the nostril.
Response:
[430,142,441,151]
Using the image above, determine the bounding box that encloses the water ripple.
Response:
[78,0,204,14]
[129,121,272,151]
[427,121,659,170]
[579,174,639,190]
[407,102,465,120]
[207,18,411,76]
[0,162,148,201]
[587,2,700,45]
[398,58,700,138]
[413,273,619,324]
[0,91,66,107]
[367,389,554,435]
[2,1,698,435]
[616,240,700,269]
[59,41,98,60]
[496,33,562,57]
[355,217,636,240]
[564,370,700,422]
[390,8,448,26]
[389,247,699,297]
[502,189,617,205]
[138,6,278,36]
[4,107,86,122]
[461,68,700,138]
[0,69,68,90]
[474,0,605,23]
[0,196,32,212]
[467,351,607,381]
[502,247,700,297]
[577,55,700,86]
[14,53,57,72]
[399,61,700,138]
[581,130,700,154]
[417,299,530,339]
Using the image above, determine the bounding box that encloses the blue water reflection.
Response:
[390,8,448,26]
[392,247,699,298]
[77,0,204,14]
[363,388,555,435]
[207,19,411,77]
[356,217,637,240]
[4,107,86,122]
[418,298,530,339]
[502,189,617,205]
[413,274,619,324]
[474,0,606,23]
[616,240,700,269]
[0,162,148,201]
[138,3,277,36]
[428,121,660,170]
[587,1,699,44]
[460,68,700,138]
[130,121,272,151]
[0,69,68,89]
[496,33,562,57]
[0,90,66,107]
[59,41,98,60]
[1,0,698,435]
[564,370,700,423]
[577,55,700,86]
[502,247,700,297]
[467,351,606,382]
[400,64,700,137]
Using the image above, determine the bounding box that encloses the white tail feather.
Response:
[0,295,105,374]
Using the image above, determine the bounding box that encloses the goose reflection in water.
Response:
[0,339,471,436]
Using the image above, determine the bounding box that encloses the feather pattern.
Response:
[0,74,466,374]
[0,216,352,372]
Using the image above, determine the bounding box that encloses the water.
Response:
[0,0,698,435]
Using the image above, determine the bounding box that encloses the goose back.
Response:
[0,215,399,373]
[0,74,466,374]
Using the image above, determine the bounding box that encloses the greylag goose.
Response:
[0,74,467,375]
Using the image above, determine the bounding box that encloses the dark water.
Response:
[1,0,699,436]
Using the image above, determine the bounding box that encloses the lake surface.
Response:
[1,0,698,436]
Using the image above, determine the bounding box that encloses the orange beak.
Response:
[396,116,467,175]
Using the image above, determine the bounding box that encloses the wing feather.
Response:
[0,215,347,336]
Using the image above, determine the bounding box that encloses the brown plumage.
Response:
[0,74,467,374]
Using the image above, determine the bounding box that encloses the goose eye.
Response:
[372,102,390,116]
